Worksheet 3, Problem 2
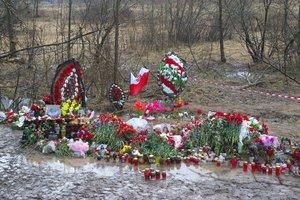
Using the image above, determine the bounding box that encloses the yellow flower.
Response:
[121,145,131,154]
[66,99,71,103]
[75,105,80,111]
[70,106,74,112]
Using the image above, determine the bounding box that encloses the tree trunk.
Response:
[219,0,226,63]
[114,0,120,83]
[298,0,300,55]
[4,0,17,58]
[67,0,72,59]
[34,0,40,17]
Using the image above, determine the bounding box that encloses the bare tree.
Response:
[218,0,226,63]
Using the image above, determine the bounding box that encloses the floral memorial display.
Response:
[108,83,126,110]
[0,56,299,182]
[51,59,86,107]
[157,52,188,99]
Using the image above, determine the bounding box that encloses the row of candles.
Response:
[97,152,289,178]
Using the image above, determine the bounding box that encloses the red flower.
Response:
[249,127,255,132]
[170,107,175,111]
[196,109,202,114]
[184,102,189,105]
[254,138,260,143]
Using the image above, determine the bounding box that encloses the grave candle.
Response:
[276,165,281,176]
[231,157,238,169]
[162,171,167,179]
[243,161,248,172]
[251,162,256,173]
[134,158,138,167]
[268,166,272,175]
[156,170,161,180]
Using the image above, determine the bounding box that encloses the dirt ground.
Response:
[1,60,300,199]
[0,125,299,200]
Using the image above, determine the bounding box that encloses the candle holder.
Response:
[151,171,156,179]
[128,156,133,164]
[216,161,221,167]
[276,165,281,176]
[231,157,237,169]
[106,156,110,162]
[243,161,248,172]
[144,168,150,180]
[133,158,138,167]
[162,171,167,179]
[251,162,256,173]
[268,166,273,175]
[262,165,267,174]
[257,164,262,171]
[166,158,171,165]
[156,170,161,180]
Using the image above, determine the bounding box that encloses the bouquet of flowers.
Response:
[61,99,81,117]
[144,101,167,117]
[133,101,146,117]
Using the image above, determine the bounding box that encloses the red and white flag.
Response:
[130,67,149,96]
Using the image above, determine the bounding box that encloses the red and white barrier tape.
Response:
[194,78,300,101]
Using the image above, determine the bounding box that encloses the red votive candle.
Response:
[144,168,150,180]
[243,161,248,172]
[216,161,221,167]
[251,162,256,173]
[268,166,272,175]
[128,156,133,164]
[166,158,171,165]
[106,156,110,162]
[276,165,281,176]
[156,170,161,180]
[134,158,138,167]
[257,164,262,171]
[162,171,167,179]
[194,158,200,165]
[262,165,267,174]
[231,158,237,169]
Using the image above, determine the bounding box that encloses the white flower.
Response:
[183,112,188,116]
[178,113,184,117]
[72,68,76,72]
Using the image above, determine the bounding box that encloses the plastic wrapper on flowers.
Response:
[259,134,279,148]
[68,139,89,157]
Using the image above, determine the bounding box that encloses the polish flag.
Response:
[130,67,149,96]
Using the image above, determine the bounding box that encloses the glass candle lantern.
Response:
[133,158,138,167]
[166,158,171,165]
[243,161,248,172]
[144,168,150,180]
[257,164,262,171]
[262,165,267,174]
[268,166,273,175]
[155,170,161,180]
[162,171,167,179]
[151,171,156,179]
[128,156,133,164]
[276,165,281,176]
[216,161,221,167]
[251,162,256,173]
[231,158,237,169]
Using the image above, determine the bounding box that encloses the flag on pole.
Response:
[130,67,149,96]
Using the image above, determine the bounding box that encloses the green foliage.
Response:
[93,123,123,151]
[140,132,177,158]
[56,140,72,157]
[189,118,240,156]
[21,128,44,148]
